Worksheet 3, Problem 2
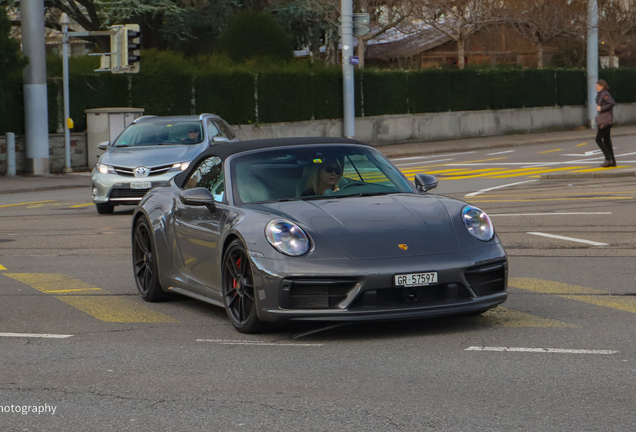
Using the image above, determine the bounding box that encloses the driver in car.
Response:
[180,126,201,143]
[301,158,342,196]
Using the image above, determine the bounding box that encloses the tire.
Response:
[222,239,266,333]
[96,204,114,214]
[132,217,169,302]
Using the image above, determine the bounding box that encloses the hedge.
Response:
[3,67,636,135]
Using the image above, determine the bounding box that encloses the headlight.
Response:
[265,219,311,256]
[96,164,116,175]
[462,205,494,242]
[171,162,191,171]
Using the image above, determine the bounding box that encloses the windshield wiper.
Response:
[342,192,394,198]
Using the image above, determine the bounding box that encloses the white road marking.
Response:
[394,159,454,166]
[466,346,618,355]
[465,180,538,197]
[390,151,475,161]
[0,332,73,339]
[196,339,323,347]
[487,150,516,155]
[527,232,609,246]
[490,212,612,217]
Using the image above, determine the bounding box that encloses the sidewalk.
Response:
[2,125,636,195]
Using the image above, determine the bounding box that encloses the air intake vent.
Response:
[281,279,357,309]
[464,261,507,297]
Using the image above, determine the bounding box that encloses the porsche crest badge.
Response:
[398,244,408,250]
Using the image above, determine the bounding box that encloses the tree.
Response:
[217,10,295,62]
[598,0,636,68]
[415,0,507,69]
[0,6,27,77]
[506,0,585,68]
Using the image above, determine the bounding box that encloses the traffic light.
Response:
[124,24,141,73]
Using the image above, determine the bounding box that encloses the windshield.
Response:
[114,121,203,147]
[231,145,414,204]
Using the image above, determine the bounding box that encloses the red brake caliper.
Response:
[232,257,241,290]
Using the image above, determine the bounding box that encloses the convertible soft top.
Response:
[174,137,367,187]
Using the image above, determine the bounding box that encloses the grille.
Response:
[113,164,172,177]
[109,189,149,199]
[281,279,357,309]
[350,283,470,309]
[464,261,507,297]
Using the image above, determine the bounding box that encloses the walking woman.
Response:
[595,79,616,167]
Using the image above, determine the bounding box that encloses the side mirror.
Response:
[97,141,109,151]
[212,136,230,144]
[179,188,216,211]
[414,173,438,192]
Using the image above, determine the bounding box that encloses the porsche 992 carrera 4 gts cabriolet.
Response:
[131,137,507,333]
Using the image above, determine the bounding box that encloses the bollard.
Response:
[6,133,16,176]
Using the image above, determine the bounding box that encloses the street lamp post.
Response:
[341,0,355,138]
[587,0,599,128]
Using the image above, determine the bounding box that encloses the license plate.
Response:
[394,272,438,287]
[130,181,152,189]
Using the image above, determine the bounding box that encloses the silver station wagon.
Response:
[91,113,238,214]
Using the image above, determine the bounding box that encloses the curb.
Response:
[541,168,636,180]
[0,184,89,195]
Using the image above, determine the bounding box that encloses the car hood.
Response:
[99,144,206,169]
[254,194,459,259]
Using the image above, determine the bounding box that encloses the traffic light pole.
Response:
[61,13,72,172]
[341,0,355,138]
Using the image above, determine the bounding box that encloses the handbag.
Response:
[595,111,614,129]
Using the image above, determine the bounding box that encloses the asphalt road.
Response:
[1,137,636,431]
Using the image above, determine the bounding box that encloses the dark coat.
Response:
[596,89,615,117]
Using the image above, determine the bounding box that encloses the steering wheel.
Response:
[339,181,362,190]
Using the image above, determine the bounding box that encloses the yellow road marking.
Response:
[510,278,636,315]
[539,149,562,154]
[0,263,6,271]
[576,142,588,147]
[473,190,636,198]
[442,166,588,180]
[0,200,55,209]
[454,157,508,164]
[4,273,177,323]
[69,203,94,208]
[478,307,575,328]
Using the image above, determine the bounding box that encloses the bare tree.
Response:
[598,0,636,68]
[414,0,507,68]
[506,0,585,68]
[355,0,417,67]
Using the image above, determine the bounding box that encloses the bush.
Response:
[217,11,294,63]
[257,71,313,123]
[556,69,586,106]
[450,69,491,111]
[195,72,257,124]
[523,69,556,107]
[362,70,409,116]
[408,69,451,113]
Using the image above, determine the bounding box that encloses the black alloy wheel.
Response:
[222,240,266,333]
[132,218,168,302]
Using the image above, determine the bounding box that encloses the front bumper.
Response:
[91,170,177,206]
[250,243,508,323]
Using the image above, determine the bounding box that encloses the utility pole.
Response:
[341,0,355,138]
[61,13,72,172]
[21,0,50,174]
[587,0,599,128]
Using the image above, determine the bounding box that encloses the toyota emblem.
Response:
[134,166,149,177]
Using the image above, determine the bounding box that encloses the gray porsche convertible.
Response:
[132,137,507,333]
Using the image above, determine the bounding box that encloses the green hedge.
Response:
[195,72,256,124]
[6,66,636,135]
[257,71,313,123]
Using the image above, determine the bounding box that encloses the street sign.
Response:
[350,56,360,65]
[353,13,370,24]
[353,24,369,37]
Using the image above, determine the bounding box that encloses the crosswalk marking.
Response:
[4,273,177,323]
[478,307,576,328]
[509,278,636,314]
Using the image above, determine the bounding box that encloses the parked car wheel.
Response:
[133,218,169,302]
[222,240,266,333]
[95,204,114,214]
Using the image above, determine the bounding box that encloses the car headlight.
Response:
[265,219,311,256]
[462,205,494,242]
[171,162,191,171]
[96,164,116,175]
